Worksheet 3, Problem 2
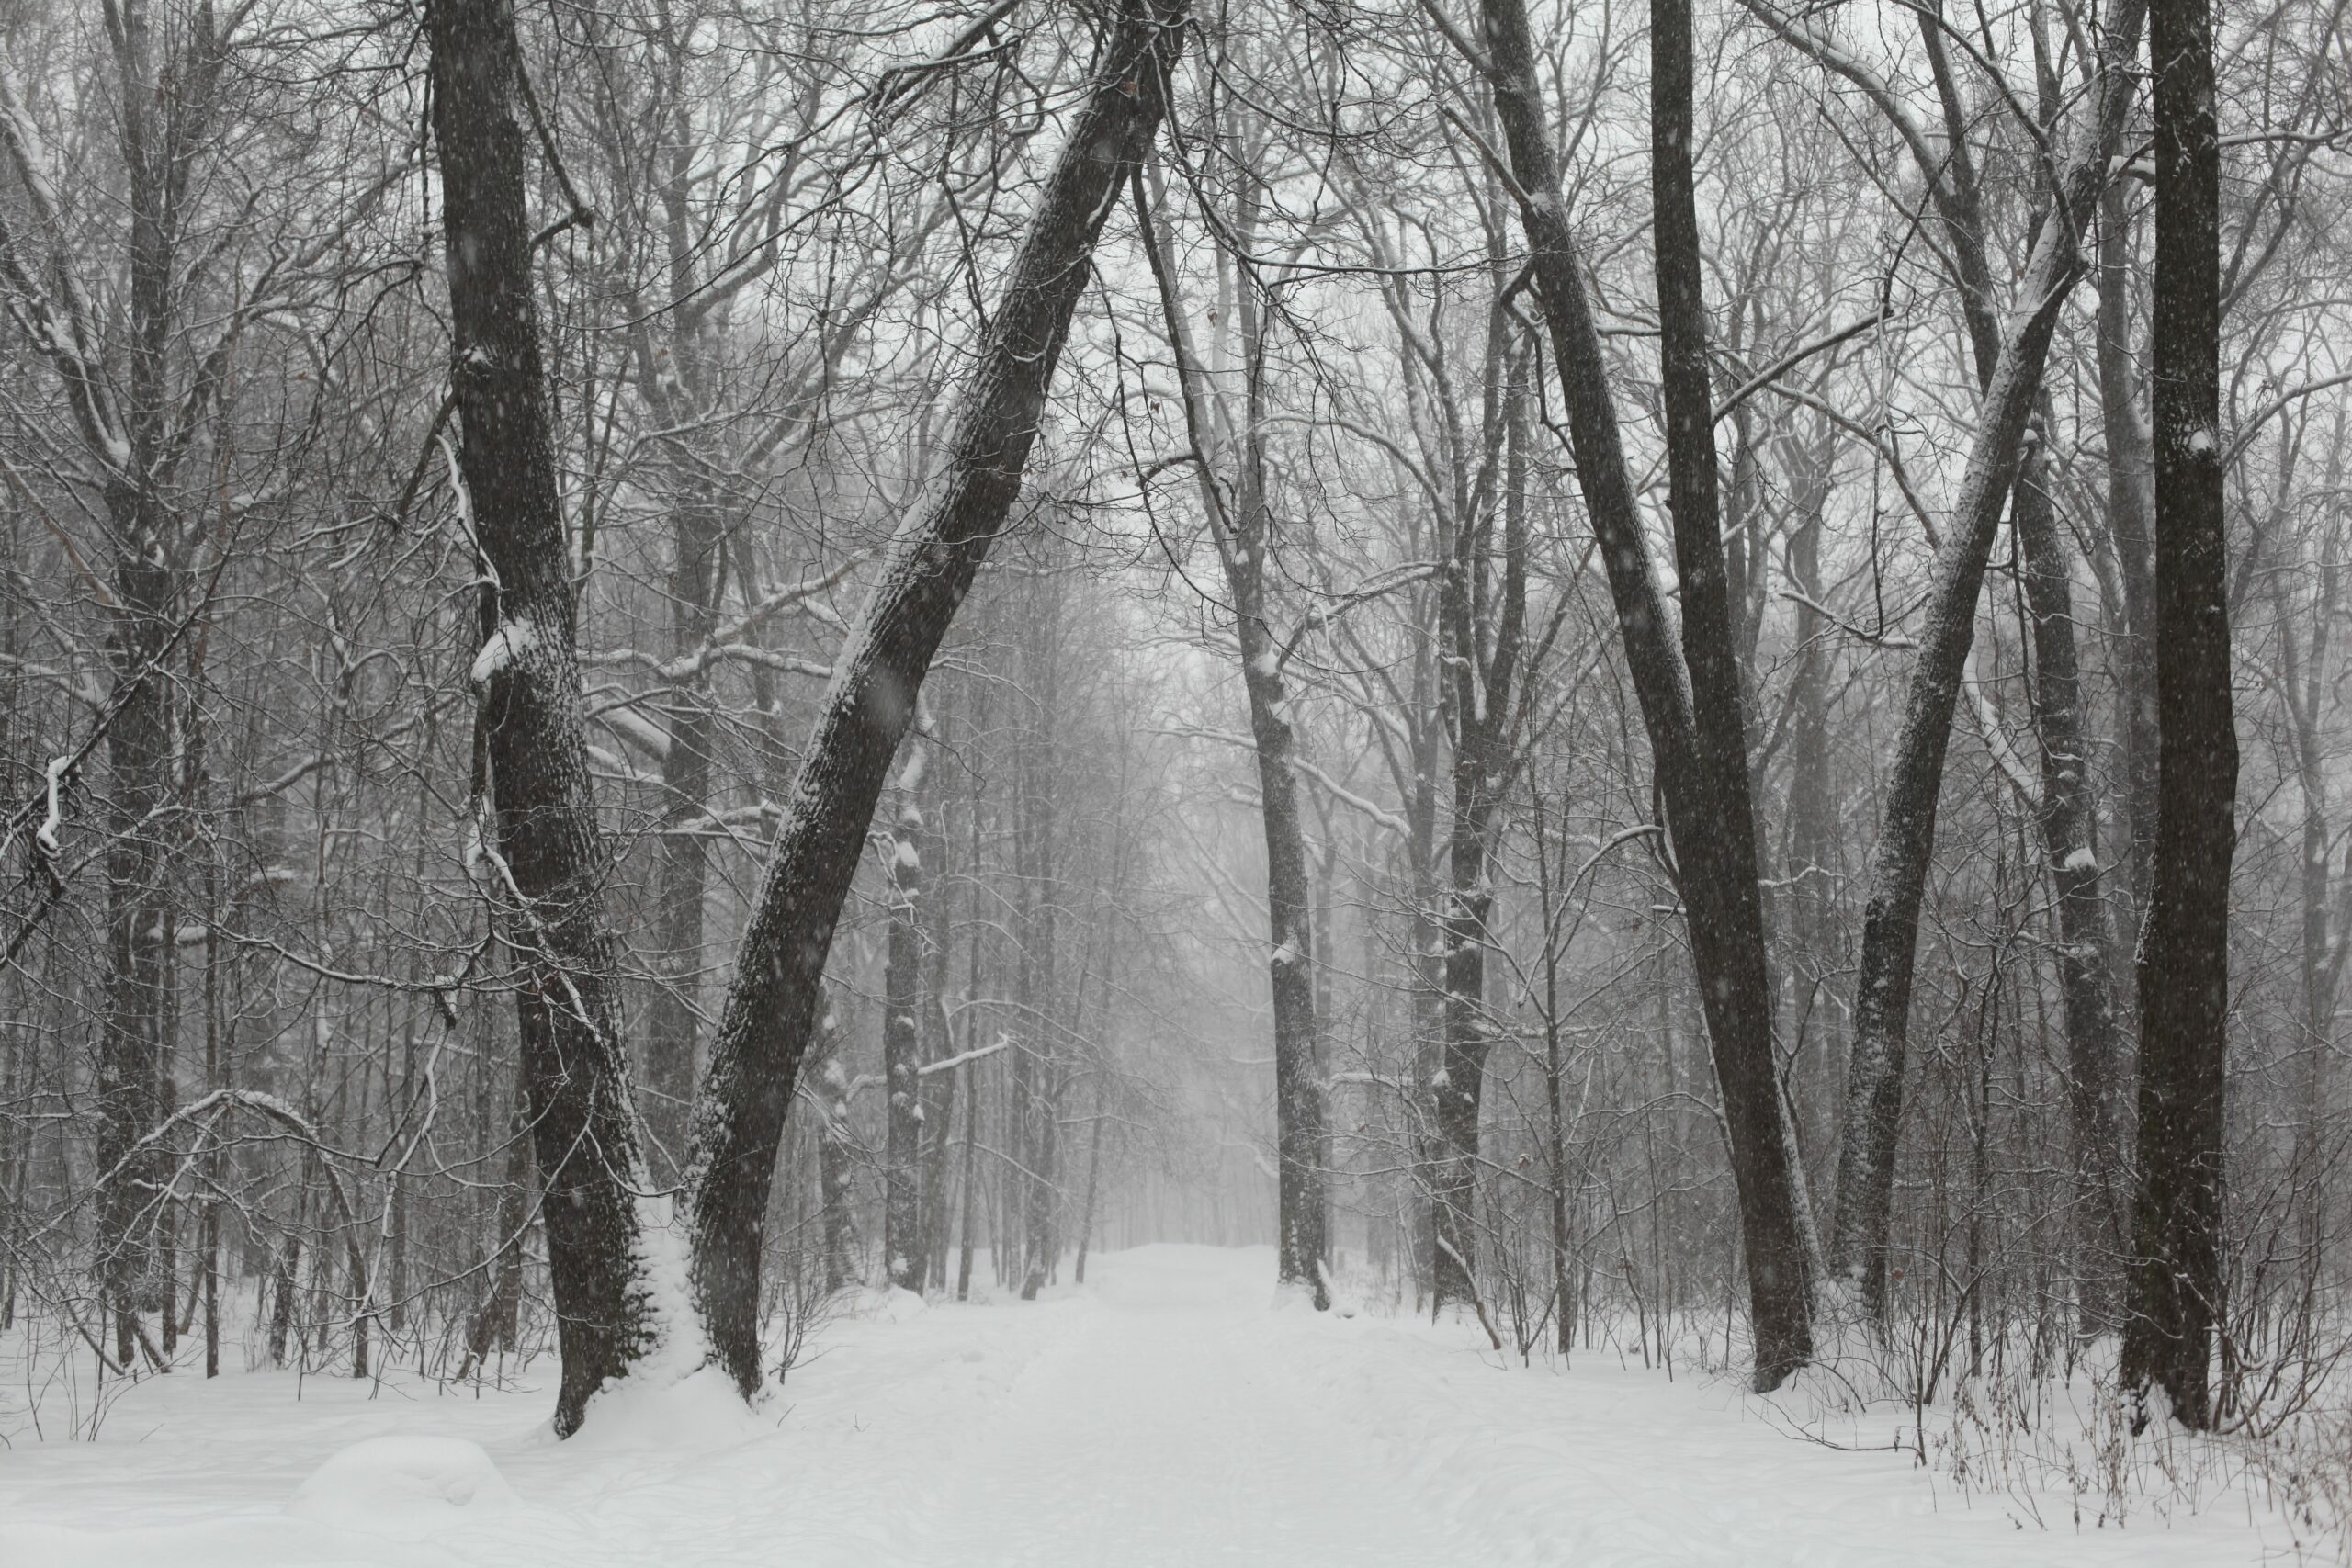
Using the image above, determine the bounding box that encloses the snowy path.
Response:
[0,1246,2308,1565]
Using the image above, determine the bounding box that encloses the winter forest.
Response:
[0,0,2346,1559]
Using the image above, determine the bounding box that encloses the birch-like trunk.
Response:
[882,746,929,1293]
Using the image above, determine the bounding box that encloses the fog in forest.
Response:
[0,0,2346,1561]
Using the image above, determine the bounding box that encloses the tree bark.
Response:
[2122,0,2236,1429]
[2015,429,2130,1324]
[427,0,689,1436]
[1429,339,1529,1313]
[1132,157,1329,1305]
[1826,0,2146,1313]
[684,0,1188,1394]
[1470,0,1816,1386]
[2098,186,2161,919]
[882,745,929,1293]
[812,1000,856,1296]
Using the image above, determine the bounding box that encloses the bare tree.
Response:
[685,0,1190,1395]
[1454,0,1816,1385]
[2122,0,2238,1430]
[427,0,693,1435]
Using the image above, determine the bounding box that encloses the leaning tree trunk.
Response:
[1827,0,2146,1314]
[2122,0,2236,1430]
[684,0,1189,1395]
[427,0,694,1436]
[1470,0,1815,1386]
[1650,0,1804,1329]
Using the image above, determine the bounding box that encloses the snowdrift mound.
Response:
[284,1435,515,1540]
[562,1360,773,1457]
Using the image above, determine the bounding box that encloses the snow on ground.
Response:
[0,1245,2316,1565]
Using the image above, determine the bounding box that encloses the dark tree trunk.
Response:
[1405,660,1443,1309]
[2123,0,2236,1430]
[684,0,1188,1394]
[96,525,173,1366]
[428,0,683,1436]
[1533,788,1576,1355]
[1241,531,1330,1307]
[955,1041,983,1303]
[1471,0,1815,1385]
[1652,0,1824,1360]
[90,0,231,1368]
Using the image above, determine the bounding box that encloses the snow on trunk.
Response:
[684,0,1191,1396]
[427,0,705,1436]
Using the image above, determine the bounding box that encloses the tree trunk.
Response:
[1651,0,1813,1348]
[918,809,963,1291]
[684,0,1188,1394]
[1073,1089,1105,1286]
[956,1043,983,1302]
[1430,335,1530,1313]
[1015,582,1062,1301]
[2015,430,2130,1325]
[1251,626,1329,1304]
[883,746,929,1293]
[96,550,171,1368]
[1134,163,1329,1305]
[813,1002,856,1297]
[641,474,724,1170]
[1826,0,2146,1313]
[2122,0,2236,1430]
[428,0,691,1436]
[2098,185,2161,919]
[1470,0,1815,1385]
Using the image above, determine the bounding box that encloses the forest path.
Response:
[868,1247,1463,1566]
[0,1244,2294,1566]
